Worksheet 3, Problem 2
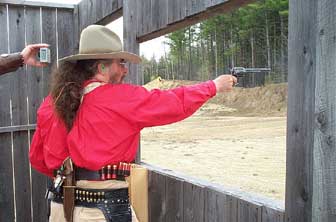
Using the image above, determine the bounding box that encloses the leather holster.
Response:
[62,157,76,222]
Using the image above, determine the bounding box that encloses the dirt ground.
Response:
[141,78,287,203]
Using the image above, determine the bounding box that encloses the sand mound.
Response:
[143,77,198,90]
[144,77,287,116]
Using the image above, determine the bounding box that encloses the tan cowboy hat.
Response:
[59,25,141,63]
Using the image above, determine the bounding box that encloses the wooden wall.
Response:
[286,0,336,221]
[0,2,76,221]
[77,0,255,43]
[76,0,123,43]
[136,0,255,42]
[75,1,288,221]
[145,163,285,222]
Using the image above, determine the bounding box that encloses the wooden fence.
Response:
[0,0,286,221]
[145,164,285,222]
[0,2,76,221]
[4,0,335,221]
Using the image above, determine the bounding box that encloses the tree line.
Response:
[141,0,288,85]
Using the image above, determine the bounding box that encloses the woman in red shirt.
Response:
[30,25,236,222]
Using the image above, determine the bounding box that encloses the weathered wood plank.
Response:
[183,182,205,222]
[262,206,285,222]
[118,0,122,8]
[167,0,179,24]
[8,5,27,126]
[78,0,88,33]
[158,0,168,30]
[94,0,102,23]
[150,0,160,33]
[0,4,11,127]
[57,9,75,59]
[112,0,118,13]
[78,0,122,27]
[26,6,43,124]
[101,0,113,18]
[210,0,228,7]
[204,188,238,222]
[123,0,141,161]
[124,0,140,85]
[167,0,186,24]
[10,10,32,219]
[0,0,74,9]
[73,5,80,53]
[226,195,239,222]
[165,176,184,222]
[0,133,15,222]
[205,188,225,222]
[186,0,205,16]
[148,170,166,222]
[41,7,56,96]
[30,130,49,222]
[138,0,253,43]
[13,131,31,221]
[7,13,31,222]
[312,0,336,221]
[136,0,143,38]
[87,0,96,27]
[237,199,262,222]
[150,0,168,33]
[285,0,317,221]
[141,0,151,36]
[144,163,285,222]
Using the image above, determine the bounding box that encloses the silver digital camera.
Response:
[38,48,51,63]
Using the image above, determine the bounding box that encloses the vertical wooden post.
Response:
[286,0,336,221]
[313,1,336,221]
[123,0,141,163]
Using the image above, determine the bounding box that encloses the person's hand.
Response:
[21,43,49,67]
[213,74,237,93]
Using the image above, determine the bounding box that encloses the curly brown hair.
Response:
[50,60,107,130]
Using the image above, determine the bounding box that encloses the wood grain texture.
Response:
[13,131,31,221]
[165,176,184,222]
[183,182,205,222]
[77,0,122,31]
[204,188,239,222]
[30,130,49,222]
[144,163,284,222]
[286,0,317,221]
[57,9,75,59]
[138,0,256,43]
[262,206,285,222]
[0,133,15,222]
[26,6,43,124]
[148,170,166,222]
[41,7,56,96]
[237,199,262,222]
[312,0,336,221]
[0,4,11,127]
[8,5,27,126]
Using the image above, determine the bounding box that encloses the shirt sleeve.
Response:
[120,80,217,129]
[0,52,23,76]
[29,126,54,177]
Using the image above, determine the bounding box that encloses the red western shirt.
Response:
[29,80,217,177]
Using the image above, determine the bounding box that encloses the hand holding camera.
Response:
[21,43,50,67]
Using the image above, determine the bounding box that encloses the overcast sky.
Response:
[30,0,168,61]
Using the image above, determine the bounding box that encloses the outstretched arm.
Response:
[118,74,237,129]
[0,43,49,76]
